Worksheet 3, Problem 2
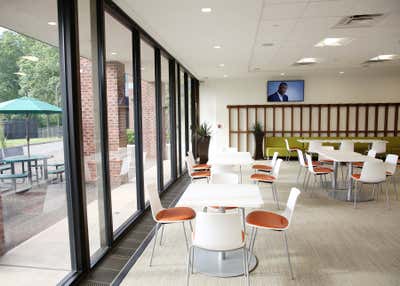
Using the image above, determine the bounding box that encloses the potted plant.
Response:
[252,122,265,160]
[196,122,212,164]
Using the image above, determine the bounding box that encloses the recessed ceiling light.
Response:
[315,37,352,47]
[201,7,212,13]
[213,45,221,49]
[296,57,317,64]
[339,71,344,74]
[262,43,274,47]
[223,74,228,78]
[47,21,57,26]
[218,63,225,67]
[14,72,26,76]
[21,55,39,62]
[111,52,117,55]
[280,72,285,76]
[369,54,397,61]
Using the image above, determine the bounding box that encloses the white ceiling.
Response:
[115,0,400,79]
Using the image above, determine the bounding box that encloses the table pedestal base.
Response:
[193,248,257,277]
[328,190,374,202]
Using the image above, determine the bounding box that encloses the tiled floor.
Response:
[119,161,400,286]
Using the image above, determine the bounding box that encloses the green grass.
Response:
[2,137,62,148]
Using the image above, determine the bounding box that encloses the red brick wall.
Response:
[141,80,157,159]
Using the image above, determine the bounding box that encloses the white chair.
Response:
[284,138,298,161]
[209,173,239,211]
[318,146,334,163]
[187,211,248,286]
[340,141,354,152]
[185,157,210,183]
[252,151,278,173]
[187,151,211,171]
[146,185,196,266]
[371,141,386,154]
[296,149,320,184]
[246,187,301,280]
[385,154,399,201]
[354,149,376,169]
[250,159,283,209]
[351,160,387,208]
[305,153,333,195]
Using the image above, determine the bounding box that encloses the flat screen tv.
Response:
[267,80,304,102]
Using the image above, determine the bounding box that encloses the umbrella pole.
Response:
[25,114,31,157]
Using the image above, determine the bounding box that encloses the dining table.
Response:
[177,183,263,277]
[2,154,52,184]
[207,151,254,183]
[316,150,380,201]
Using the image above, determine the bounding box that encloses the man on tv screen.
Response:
[268,82,288,102]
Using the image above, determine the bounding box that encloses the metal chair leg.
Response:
[384,182,390,209]
[186,246,192,286]
[392,176,398,200]
[149,223,160,266]
[182,222,189,251]
[273,184,280,209]
[353,181,358,209]
[159,224,165,246]
[283,231,294,280]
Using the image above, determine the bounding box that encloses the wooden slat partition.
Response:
[227,103,400,152]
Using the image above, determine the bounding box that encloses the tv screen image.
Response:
[267,80,304,102]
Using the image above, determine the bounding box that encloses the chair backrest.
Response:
[284,138,290,151]
[270,151,279,167]
[360,160,386,183]
[340,141,354,152]
[185,156,194,175]
[371,141,386,154]
[282,187,301,227]
[4,146,24,157]
[296,149,305,167]
[367,149,377,158]
[187,150,196,166]
[271,158,283,178]
[305,153,315,173]
[308,141,322,153]
[145,185,164,221]
[385,154,398,175]
[211,173,239,184]
[193,211,244,251]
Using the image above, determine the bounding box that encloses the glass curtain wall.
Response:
[140,40,158,199]
[0,1,72,284]
[175,65,181,175]
[160,55,172,186]
[179,70,186,170]
[187,76,192,153]
[104,12,137,233]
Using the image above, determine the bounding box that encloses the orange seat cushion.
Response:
[319,159,334,163]
[246,211,288,229]
[352,173,361,180]
[313,167,333,173]
[386,171,393,176]
[191,170,210,177]
[250,173,276,182]
[304,161,320,167]
[156,207,196,222]
[193,164,211,170]
[252,164,272,171]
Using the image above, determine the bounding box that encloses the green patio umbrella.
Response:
[0,96,62,156]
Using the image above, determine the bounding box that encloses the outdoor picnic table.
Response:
[3,154,52,184]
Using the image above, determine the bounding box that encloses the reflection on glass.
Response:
[104,13,137,233]
[141,40,158,198]
[187,76,192,152]
[0,1,71,283]
[161,55,172,186]
[180,70,186,170]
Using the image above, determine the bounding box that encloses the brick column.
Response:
[141,80,157,159]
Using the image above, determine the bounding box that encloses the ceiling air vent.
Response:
[292,62,316,66]
[334,14,385,28]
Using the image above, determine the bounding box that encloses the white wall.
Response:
[199,72,400,153]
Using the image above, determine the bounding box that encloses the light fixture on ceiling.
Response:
[111,52,117,55]
[339,71,344,74]
[201,7,212,13]
[47,21,57,26]
[296,57,317,64]
[369,54,397,61]
[213,45,221,49]
[141,67,145,71]
[218,63,225,67]
[262,43,274,47]
[14,72,26,76]
[315,37,352,47]
[21,55,39,62]
[223,74,228,78]
[280,72,285,76]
